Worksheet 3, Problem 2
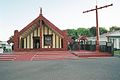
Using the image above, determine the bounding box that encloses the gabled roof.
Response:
[87,30,120,41]
[19,16,39,35]
[41,15,65,37]
[19,11,65,37]
[78,36,87,40]
[107,30,120,37]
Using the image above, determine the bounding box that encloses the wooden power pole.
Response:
[83,3,113,52]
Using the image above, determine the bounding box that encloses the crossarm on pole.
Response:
[83,4,113,13]
[83,9,96,13]
[97,4,113,10]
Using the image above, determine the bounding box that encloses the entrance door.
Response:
[33,37,40,49]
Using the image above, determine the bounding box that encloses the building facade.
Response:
[13,9,67,51]
[107,30,120,49]
[88,30,120,50]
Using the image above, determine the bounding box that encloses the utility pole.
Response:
[83,3,113,52]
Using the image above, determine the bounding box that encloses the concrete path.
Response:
[0,57,120,80]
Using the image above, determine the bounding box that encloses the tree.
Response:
[7,36,14,44]
[90,27,108,37]
[67,29,78,40]
[89,26,96,37]
[67,26,108,39]
[110,26,120,32]
[77,28,91,37]
[99,27,108,35]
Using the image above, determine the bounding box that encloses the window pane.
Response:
[44,35,53,46]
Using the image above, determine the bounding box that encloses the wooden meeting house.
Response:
[13,8,67,51]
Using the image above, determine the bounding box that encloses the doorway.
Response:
[33,37,40,49]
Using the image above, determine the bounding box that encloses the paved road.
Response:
[0,57,120,80]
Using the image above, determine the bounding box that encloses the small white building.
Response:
[107,30,120,49]
[87,30,120,49]
[87,32,108,45]
[0,41,12,53]
[0,42,3,53]
[88,32,108,41]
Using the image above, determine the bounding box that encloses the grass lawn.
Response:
[114,50,120,56]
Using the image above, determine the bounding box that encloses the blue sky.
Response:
[0,0,119,41]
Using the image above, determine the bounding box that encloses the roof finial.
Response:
[40,7,42,15]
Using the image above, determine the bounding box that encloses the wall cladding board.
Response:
[27,36,30,48]
[31,33,33,48]
[34,29,37,37]
[53,32,55,48]
[24,38,26,48]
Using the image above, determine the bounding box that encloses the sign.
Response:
[100,41,106,45]
[107,42,112,46]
